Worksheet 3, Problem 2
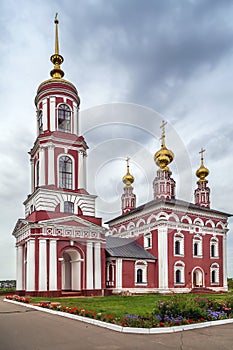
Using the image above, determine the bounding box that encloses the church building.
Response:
[12,18,231,296]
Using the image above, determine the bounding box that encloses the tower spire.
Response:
[121,158,136,214]
[50,14,64,79]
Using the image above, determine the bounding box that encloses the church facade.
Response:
[12,18,230,296]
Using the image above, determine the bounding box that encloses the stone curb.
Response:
[4,299,233,334]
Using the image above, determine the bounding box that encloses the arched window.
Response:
[144,232,152,249]
[64,201,74,213]
[193,235,202,257]
[58,104,71,132]
[211,244,215,257]
[175,241,180,255]
[211,270,216,283]
[59,156,73,189]
[174,232,184,256]
[210,237,218,258]
[194,242,198,256]
[137,269,143,283]
[38,110,43,134]
[174,261,185,285]
[175,269,181,284]
[135,261,147,285]
[210,263,219,284]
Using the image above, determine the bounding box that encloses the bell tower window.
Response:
[58,104,71,132]
[38,110,43,134]
[59,156,73,189]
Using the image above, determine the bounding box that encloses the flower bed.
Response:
[5,294,233,328]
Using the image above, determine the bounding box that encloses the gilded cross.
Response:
[160,120,167,147]
[199,148,205,162]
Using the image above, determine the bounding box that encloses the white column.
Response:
[16,246,23,290]
[86,242,93,289]
[42,99,48,131]
[30,159,34,193]
[116,258,122,290]
[158,225,168,290]
[49,240,57,290]
[26,239,35,291]
[223,235,228,290]
[94,242,101,289]
[39,147,45,186]
[48,145,55,185]
[39,239,47,291]
[50,97,56,131]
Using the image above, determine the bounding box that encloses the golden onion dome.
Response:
[196,148,209,182]
[122,158,134,187]
[154,120,174,172]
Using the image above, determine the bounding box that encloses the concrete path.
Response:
[0,297,233,350]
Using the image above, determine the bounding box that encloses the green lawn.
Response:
[30,292,232,319]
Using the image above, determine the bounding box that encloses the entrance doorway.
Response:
[193,268,203,287]
[61,250,82,291]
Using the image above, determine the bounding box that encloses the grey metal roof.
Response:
[106,236,157,260]
[105,198,232,224]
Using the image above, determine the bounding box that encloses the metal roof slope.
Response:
[106,236,157,260]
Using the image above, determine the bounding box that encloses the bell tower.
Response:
[25,16,96,218]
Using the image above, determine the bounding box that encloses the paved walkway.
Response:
[0,297,233,350]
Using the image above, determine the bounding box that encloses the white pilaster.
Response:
[116,258,122,290]
[158,225,168,290]
[26,239,35,291]
[223,235,228,290]
[49,240,57,290]
[42,99,48,131]
[86,242,93,289]
[94,242,101,289]
[73,102,78,135]
[48,145,55,185]
[39,239,47,291]
[16,246,23,290]
[50,97,56,131]
[78,150,85,189]
[83,153,87,189]
[39,147,45,186]
[30,159,34,193]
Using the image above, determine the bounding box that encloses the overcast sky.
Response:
[1,0,233,280]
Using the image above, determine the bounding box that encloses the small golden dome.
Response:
[122,158,134,187]
[196,148,209,182]
[154,120,174,172]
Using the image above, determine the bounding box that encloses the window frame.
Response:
[135,261,147,286]
[193,235,202,258]
[59,155,73,190]
[210,263,219,285]
[57,103,72,133]
[174,232,184,257]
[174,261,185,285]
